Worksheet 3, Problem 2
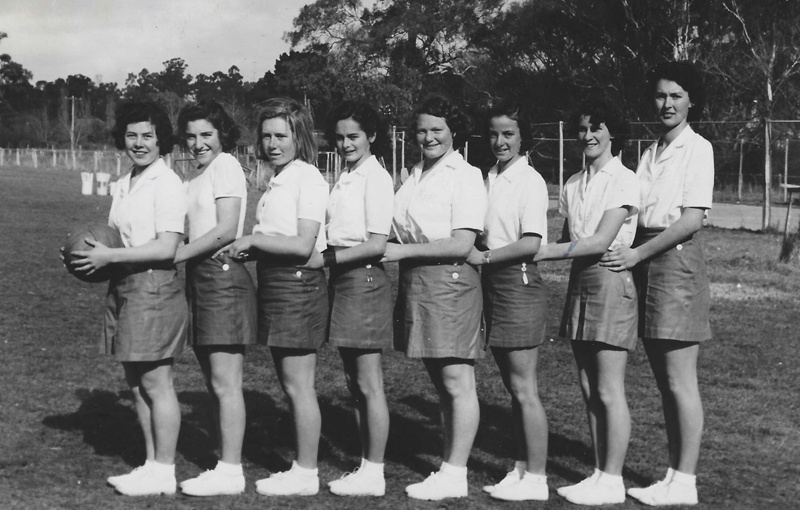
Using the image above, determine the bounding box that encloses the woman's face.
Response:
[489,115,522,163]
[577,115,613,162]
[261,117,297,170]
[185,119,222,167]
[124,121,160,168]
[654,79,691,131]
[416,114,453,161]
[335,117,375,168]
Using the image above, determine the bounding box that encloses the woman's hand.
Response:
[302,249,324,269]
[380,243,405,263]
[70,239,114,276]
[600,246,641,272]
[466,247,485,266]
[226,235,253,261]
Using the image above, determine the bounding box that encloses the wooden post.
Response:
[0,148,4,166]
[738,140,744,202]
[784,139,790,203]
[392,125,397,185]
[16,148,21,166]
[558,121,564,200]
[763,119,772,231]
[32,150,38,168]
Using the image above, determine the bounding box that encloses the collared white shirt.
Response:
[559,156,639,250]
[392,150,486,244]
[482,157,549,250]
[637,125,714,228]
[252,159,329,253]
[327,155,394,247]
[108,158,186,248]
[185,152,247,242]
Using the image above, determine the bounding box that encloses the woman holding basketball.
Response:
[535,96,639,506]
[466,100,550,502]
[226,97,328,497]
[173,100,256,496]
[321,101,394,497]
[601,61,713,507]
[383,96,486,501]
[71,101,188,496]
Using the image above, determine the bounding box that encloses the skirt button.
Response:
[295,270,302,277]
[452,272,459,280]
[676,244,683,251]
[222,263,230,271]
[366,264,372,269]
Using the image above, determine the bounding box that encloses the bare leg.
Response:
[643,339,703,475]
[340,348,389,463]
[123,362,155,462]
[492,347,548,475]
[137,359,181,464]
[271,347,320,469]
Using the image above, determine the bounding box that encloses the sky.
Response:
[2,0,318,86]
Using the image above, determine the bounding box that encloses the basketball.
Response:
[63,224,124,283]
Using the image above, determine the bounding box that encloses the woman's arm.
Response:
[174,197,241,264]
[600,207,705,271]
[382,229,476,262]
[535,207,630,261]
[331,233,388,265]
[467,235,541,266]
[228,218,320,261]
[71,231,182,275]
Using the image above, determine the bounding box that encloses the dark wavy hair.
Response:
[486,99,533,153]
[177,100,240,153]
[326,101,390,159]
[111,101,175,155]
[571,96,630,156]
[255,97,317,164]
[647,61,706,122]
[411,95,472,149]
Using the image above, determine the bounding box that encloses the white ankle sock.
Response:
[362,459,384,477]
[215,460,243,475]
[514,460,527,476]
[597,471,623,486]
[150,461,175,476]
[291,460,318,476]
[440,461,467,478]
[671,470,696,487]
[523,472,547,483]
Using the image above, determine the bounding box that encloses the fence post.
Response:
[0,148,4,166]
[392,125,397,185]
[738,140,744,202]
[116,153,121,176]
[784,138,789,203]
[32,150,38,168]
[16,148,21,166]
[763,119,771,231]
[558,121,564,200]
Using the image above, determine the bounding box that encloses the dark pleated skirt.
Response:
[186,254,257,346]
[560,257,638,350]
[104,266,188,361]
[483,260,547,348]
[633,229,712,343]
[256,261,328,349]
[394,261,485,359]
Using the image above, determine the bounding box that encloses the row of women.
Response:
[69,60,712,505]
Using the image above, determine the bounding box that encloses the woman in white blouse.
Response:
[227,98,329,497]
[383,96,487,501]
[319,101,394,496]
[70,101,188,496]
[173,100,256,496]
[536,96,639,506]
[467,100,550,502]
[602,62,713,507]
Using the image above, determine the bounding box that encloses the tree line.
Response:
[2,0,800,173]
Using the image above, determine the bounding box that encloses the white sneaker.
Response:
[329,468,385,497]
[640,479,698,506]
[482,470,521,494]
[491,473,548,501]
[107,464,150,488]
[180,468,246,496]
[556,471,599,497]
[628,478,670,503]
[406,471,468,501]
[564,478,625,506]
[115,467,176,496]
[327,467,361,489]
[256,467,319,496]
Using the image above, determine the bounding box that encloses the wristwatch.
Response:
[483,250,492,264]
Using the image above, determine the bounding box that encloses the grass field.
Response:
[1,165,798,509]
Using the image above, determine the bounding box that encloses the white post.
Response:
[33,150,38,168]
[392,125,397,185]
[784,138,789,203]
[558,121,564,200]
[0,148,4,166]
[16,148,21,166]
[763,119,771,231]
[738,140,744,202]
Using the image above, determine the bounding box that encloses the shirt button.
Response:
[295,270,302,278]
[676,244,683,251]
[452,272,459,280]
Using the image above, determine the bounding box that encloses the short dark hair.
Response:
[112,101,175,155]
[486,99,533,153]
[256,97,317,164]
[177,100,240,152]
[571,96,630,156]
[647,61,706,121]
[412,95,472,148]
[326,101,390,158]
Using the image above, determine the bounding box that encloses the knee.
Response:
[441,373,477,401]
[595,383,626,409]
[281,376,316,402]
[508,377,540,408]
[209,373,242,401]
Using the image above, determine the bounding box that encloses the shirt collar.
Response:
[348,155,378,178]
[271,159,302,184]
[490,156,528,183]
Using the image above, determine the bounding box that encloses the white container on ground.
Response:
[80,172,94,195]
[95,172,111,195]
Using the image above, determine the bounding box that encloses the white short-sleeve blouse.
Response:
[185,152,248,241]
